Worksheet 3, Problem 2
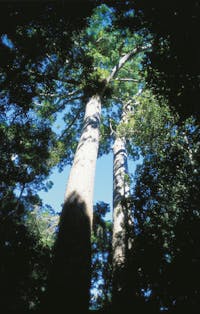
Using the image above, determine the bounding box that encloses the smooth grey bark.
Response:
[112,136,130,267]
[64,94,102,227]
[46,94,101,314]
[112,135,132,312]
[112,95,141,310]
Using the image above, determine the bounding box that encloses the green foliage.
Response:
[128,106,200,312]
[112,0,200,119]
[25,204,58,248]
[118,90,177,155]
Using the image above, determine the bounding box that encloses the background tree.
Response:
[119,91,200,313]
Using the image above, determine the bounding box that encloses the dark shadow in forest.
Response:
[0,194,53,314]
[111,206,200,314]
[45,191,91,314]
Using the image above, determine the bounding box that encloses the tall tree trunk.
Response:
[47,94,101,314]
[112,90,146,312]
[46,46,146,314]
[112,135,132,312]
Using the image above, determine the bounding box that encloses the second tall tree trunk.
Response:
[112,135,132,313]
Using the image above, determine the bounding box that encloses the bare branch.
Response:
[114,78,138,82]
[96,36,103,43]
[109,118,116,136]
[106,44,151,85]
[39,91,82,100]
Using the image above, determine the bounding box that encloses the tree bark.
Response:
[112,137,130,265]
[64,94,102,227]
[112,135,132,312]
